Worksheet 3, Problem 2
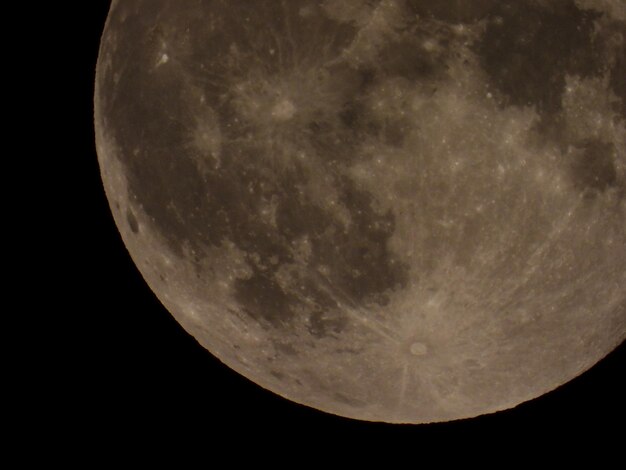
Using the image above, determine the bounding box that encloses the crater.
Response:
[270,369,285,380]
[126,208,139,234]
[410,342,428,356]
[333,392,366,408]
[271,98,297,121]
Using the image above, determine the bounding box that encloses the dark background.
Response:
[60,0,624,449]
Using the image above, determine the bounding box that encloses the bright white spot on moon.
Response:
[422,39,437,51]
[410,342,428,356]
[271,98,297,121]
[452,24,466,34]
[156,53,169,66]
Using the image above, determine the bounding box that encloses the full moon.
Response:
[94,0,625,423]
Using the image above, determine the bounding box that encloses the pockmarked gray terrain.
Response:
[95,0,626,423]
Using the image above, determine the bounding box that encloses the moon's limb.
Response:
[95,0,626,423]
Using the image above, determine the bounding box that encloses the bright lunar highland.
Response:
[95,0,626,423]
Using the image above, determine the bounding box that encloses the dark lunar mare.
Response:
[476,0,603,115]
[98,0,410,334]
[474,0,625,196]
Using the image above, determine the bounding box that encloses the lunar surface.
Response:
[95,0,626,423]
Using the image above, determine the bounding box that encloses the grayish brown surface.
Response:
[95,0,626,423]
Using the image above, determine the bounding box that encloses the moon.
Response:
[94,0,626,424]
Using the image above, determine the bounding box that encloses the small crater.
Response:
[410,342,428,356]
[126,209,139,234]
[333,392,366,408]
[271,98,296,121]
[270,370,285,381]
